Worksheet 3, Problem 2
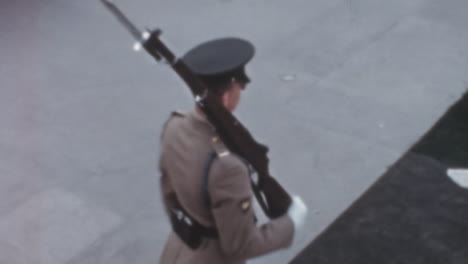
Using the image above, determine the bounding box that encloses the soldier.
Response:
[159,37,308,264]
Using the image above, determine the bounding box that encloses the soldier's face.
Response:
[222,81,245,112]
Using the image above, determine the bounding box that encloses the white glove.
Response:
[287,195,308,231]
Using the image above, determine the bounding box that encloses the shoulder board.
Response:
[171,110,186,118]
[209,137,254,174]
[160,110,186,141]
[211,136,230,158]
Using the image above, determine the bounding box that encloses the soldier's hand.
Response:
[287,195,308,232]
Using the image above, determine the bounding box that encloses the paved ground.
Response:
[1,0,467,263]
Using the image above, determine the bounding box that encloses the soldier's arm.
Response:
[208,155,294,260]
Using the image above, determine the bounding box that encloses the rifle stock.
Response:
[101,2,292,218]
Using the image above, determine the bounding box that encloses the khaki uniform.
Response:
[159,110,294,264]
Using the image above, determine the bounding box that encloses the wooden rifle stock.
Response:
[100,1,292,218]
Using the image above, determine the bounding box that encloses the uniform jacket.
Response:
[159,110,294,264]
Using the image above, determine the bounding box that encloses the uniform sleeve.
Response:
[208,155,294,260]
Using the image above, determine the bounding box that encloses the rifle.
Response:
[100,0,292,219]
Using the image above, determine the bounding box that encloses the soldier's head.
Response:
[182,37,254,112]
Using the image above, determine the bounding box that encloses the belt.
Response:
[170,208,218,249]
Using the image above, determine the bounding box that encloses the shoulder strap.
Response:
[201,136,229,208]
[201,152,218,208]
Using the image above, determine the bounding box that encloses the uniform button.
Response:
[240,200,251,212]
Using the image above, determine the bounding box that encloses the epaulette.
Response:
[171,110,186,118]
[160,110,186,141]
[210,136,230,158]
[209,136,255,176]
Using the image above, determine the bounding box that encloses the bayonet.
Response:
[100,0,142,41]
[100,0,165,61]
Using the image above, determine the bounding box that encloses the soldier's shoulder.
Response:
[210,137,247,162]
[160,110,187,140]
[171,110,186,118]
[165,110,187,125]
[210,136,230,158]
[210,139,249,172]
[209,152,250,189]
[215,154,247,170]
